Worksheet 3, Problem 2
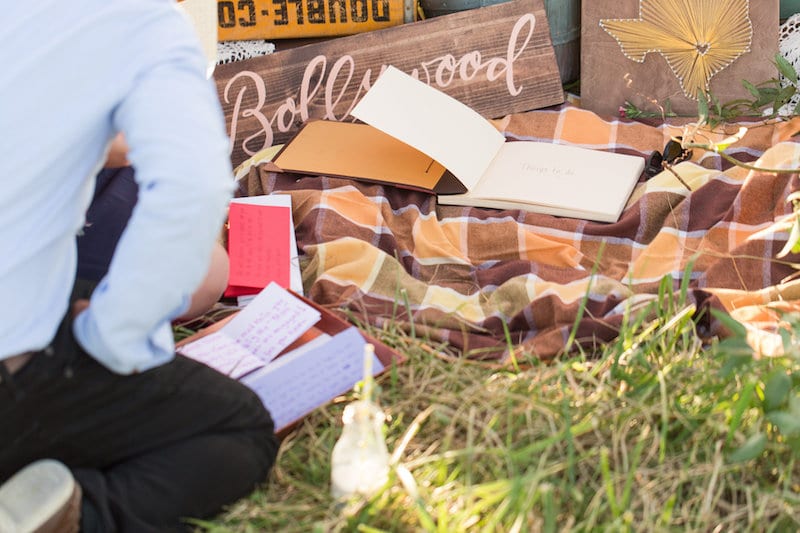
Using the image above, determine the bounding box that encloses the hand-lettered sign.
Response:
[213,0,564,168]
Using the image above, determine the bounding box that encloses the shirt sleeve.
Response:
[72,23,234,374]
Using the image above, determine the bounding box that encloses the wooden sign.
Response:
[215,0,410,41]
[581,0,779,117]
[213,0,564,168]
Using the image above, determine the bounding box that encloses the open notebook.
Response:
[272,66,646,223]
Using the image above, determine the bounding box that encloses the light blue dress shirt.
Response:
[1,0,234,373]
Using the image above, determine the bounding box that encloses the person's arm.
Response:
[175,240,230,322]
[98,132,230,322]
[74,239,230,324]
[73,14,234,374]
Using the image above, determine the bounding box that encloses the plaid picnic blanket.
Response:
[238,105,800,361]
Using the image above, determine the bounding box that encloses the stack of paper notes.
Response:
[178,283,399,432]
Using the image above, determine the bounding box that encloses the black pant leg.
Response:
[0,321,279,532]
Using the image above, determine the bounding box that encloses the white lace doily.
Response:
[216,40,276,64]
[778,13,800,114]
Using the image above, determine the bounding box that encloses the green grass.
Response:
[193,276,800,532]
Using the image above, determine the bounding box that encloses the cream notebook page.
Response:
[351,65,505,191]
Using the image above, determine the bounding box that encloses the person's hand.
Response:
[104,133,130,168]
[72,299,90,318]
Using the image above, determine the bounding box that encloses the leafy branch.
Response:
[622,54,800,254]
[621,53,800,127]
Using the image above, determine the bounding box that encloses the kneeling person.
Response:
[0,1,279,531]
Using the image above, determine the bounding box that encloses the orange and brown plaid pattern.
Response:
[240,104,800,361]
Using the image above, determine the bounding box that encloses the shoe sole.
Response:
[0,459,80,533]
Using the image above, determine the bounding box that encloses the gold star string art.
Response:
[600,0,753,100]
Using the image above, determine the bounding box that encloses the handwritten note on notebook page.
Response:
[224,196,292,297]
[229,194,303,297]
[242,327,385,431]
[178,282,321,376]
[176,331,265,379]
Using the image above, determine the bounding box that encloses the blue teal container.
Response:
[544,0,580,84]
[417,0,581,84]
[782,0,800,19]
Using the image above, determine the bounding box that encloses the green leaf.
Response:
[658,494,677,527]
[697,92,709,124]
[709,126,747,152]
[789,394,800,415]
[753,87,780,108]
[766,410,800,436]
[727,380,756,443]
[779,327,794,350]
[728,432,767,462]
[718,353,754,379]
[763,370,792,411]
[711,309,748,337]
[712,92,723,117]
[776,219,800,258]
[776,53,798,85]
[775,86,797,110]
[742,79,761,99]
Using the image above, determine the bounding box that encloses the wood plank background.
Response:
[213,0,564,167]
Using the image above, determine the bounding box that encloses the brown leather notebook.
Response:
[271,120,468,194]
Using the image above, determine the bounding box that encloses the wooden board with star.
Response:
[580,0,779,118]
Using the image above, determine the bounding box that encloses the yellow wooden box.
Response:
[216,0,414,40]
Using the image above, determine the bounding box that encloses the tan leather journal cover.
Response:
[271,120,469,194]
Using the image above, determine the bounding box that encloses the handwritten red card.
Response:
[224,202,291,297]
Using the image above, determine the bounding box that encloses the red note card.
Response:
[224,202,291,297]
